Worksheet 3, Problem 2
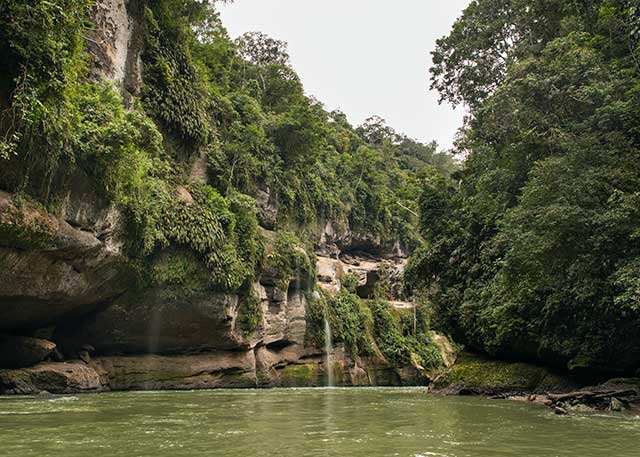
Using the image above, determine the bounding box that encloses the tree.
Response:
[236,31,290,66]
[430,0,579,108]
[414,0,640,374]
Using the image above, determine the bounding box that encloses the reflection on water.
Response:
[0,388,638,457]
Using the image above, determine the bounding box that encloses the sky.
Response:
[218,0,470,151]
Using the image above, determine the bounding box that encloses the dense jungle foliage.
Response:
[408,0,640,375]
[0,0,455,294]
[305,289,443,371]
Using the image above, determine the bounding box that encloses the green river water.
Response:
[0,388,638,456]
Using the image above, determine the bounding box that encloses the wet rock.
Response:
[91,353,257,391]
[78,351,91,364]
[553,406,569,415]
[0,362,101,395]
[430,352,578,396]
[36,390,56,400]
[0,336,57,369]
[609,397,627,412]
[349,364,370,386]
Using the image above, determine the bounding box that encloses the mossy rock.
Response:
[149,248,211,299]
[0,194,59,250]
[279,364,322,387]
[432,352,577,395]
[600,377,640,391]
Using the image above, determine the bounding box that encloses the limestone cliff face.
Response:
[0,185,128,332]
[0,1,449,394]
[88,0,144,101]
[0,184,434,394]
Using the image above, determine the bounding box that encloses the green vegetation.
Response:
[340,273,360,294]
[265,231,315,289]
[0,195,59,250]
[5,0,639,381]
[370,299,442,369]
[327,290,372,357]
[236,289,263,334]
[306,289,442,370]
[0,0,455,299]
[432,353,576,394]
[280,363,322,387]
[150,249,210,299]
[409,0,640,375]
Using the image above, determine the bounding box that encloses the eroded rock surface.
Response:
[89,0,144,100]
[91,353,257,391]
[55,290,246,355]
[0,190,130,331]
[0,362,101,395]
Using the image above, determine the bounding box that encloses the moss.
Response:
[341,272,360,293]
[369,299,412,367]
[304,288,373,359]
[220,372,257,388]
[149,248,210,299]
[0,0,90,194]
[433,352,574,393]
[0,196,59,249]
[141,4,211,147]
[326,290,372,357]
[606,377,640,385]
[130,182,261,292]
[265,230,315,289]
[536,371,578,392]
[280,364,321,387]
[304,290,327,348]
[305,291,443,372]
[236,289,262,334]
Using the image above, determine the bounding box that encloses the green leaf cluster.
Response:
[416,0,640,374]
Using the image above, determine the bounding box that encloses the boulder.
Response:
[316,256,343,293]
[430,332,459,368]
[0,362,101,395]
[429,352,578,396]
[0,336,57,369]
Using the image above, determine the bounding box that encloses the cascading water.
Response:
[323,318,335,387]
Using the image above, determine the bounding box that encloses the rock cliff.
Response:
[0,0,453,394]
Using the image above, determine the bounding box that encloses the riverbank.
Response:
[3,349,639,419]
[428,352,640,414]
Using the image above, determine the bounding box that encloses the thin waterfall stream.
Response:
[324,318,334,387]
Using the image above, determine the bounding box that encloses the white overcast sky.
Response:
[218,0,470,150]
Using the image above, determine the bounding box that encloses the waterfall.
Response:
[324,318,335,387]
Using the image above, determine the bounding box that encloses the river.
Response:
[1,388,638,456]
